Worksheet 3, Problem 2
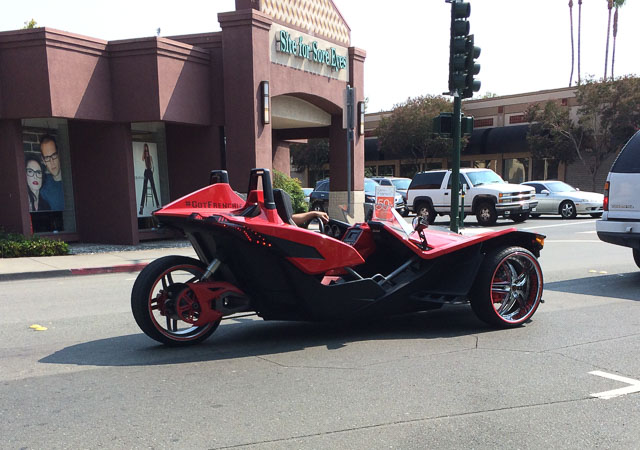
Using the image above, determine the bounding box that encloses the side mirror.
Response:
[412,215,429,232]
[541,189,550,195]
[412,216,429,249]
[575,187,580,191]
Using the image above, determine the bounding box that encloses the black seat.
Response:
[273,189,296,226]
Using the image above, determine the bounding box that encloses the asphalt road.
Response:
[1,216,639,449]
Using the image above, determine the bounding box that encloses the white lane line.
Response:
[578,230,598,234]
[589,370,640,399]
[523,221,594,230]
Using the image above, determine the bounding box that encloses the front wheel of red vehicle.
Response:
[131,256,221,346]
[470,246,543,328]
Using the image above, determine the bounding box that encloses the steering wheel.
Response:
[307,216,325,234]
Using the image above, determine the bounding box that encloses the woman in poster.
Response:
[139,143,160,215]
[25,155,51,212]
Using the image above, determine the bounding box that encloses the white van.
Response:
[596,130,640,268]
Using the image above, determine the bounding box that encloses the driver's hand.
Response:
[312,211,329,224]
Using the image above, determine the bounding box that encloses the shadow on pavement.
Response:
[545,271,640,301]
[39,304,503,367]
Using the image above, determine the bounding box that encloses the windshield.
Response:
[466,170,505,186]
[545,181,576,192]
[391,179,411,190]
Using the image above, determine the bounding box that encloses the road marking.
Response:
[523,221,594,230]
[589,370,640,399]
[578,230,598,234]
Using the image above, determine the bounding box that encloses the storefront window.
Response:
[377,165,395,176]
[400,163,420,178]
[473,159,498,171]
[503,157,530,184]
[131,123,168,230]
[22,119,76,233]
[532,158,559,180]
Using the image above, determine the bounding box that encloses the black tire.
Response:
[590,213,603,218]
[311,202,325,212]
[633,249,640,269]
[559,200,577,219]
[530,213,541,218]
[470,246,543,327]
[511,212,530,223]
[475,201,498,226]
[131,255,220,346]
[415,202,436,224]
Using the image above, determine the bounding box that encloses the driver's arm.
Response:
[292,211,329,227]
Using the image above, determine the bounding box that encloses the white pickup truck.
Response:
[407,168,538,226]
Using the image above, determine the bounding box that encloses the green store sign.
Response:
[277,30,347,72]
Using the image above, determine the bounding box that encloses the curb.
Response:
[0,263,149,282]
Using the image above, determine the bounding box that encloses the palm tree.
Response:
[578,0,583,84]
[604,0,613,80]
[611,0,626,80]
[569,0,575,86]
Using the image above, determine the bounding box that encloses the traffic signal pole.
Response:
[450,92,461,233]
[446,0,480,233]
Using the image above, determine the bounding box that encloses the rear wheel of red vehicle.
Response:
[131,256,220,346]
[470,246,543,328]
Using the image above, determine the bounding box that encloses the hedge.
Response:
[0,232,69,258]
[272,170,308,214]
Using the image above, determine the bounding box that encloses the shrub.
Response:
[0,232,69,258]
[272,170,308,214]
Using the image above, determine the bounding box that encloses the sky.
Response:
[2,0,639,113]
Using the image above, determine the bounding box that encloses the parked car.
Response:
[406,168,537,226]
[596,130,640,269]
[310,178,404,213]
[521,180,604,219]
[371,177,412,216]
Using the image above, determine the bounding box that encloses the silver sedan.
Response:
[521,180,604,219]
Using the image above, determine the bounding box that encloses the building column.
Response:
[68,121,138,244]
[218,9,273,191]
[272,138,290,176]
[0,119,31,235]
[165,124,224,198]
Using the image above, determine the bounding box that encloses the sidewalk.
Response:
[0,240,197,282]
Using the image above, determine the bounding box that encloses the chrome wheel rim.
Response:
[489,252,542,323]
[561,202,574,218]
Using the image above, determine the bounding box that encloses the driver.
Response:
[292,211,329,227]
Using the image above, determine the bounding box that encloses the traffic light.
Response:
[448,1,481,99]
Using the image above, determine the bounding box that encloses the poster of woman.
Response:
[132,142,162,217]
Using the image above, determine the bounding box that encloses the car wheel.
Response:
[476,201,497,226]
[590,213,603,218]
[311,202,325,212]
[470,246,543,328]
[633,249,640,269]
[415,202,436,224]
[511,212,530,223]
[559,200,577,219]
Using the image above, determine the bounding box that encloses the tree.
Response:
[578,0,583,84]
[527,76,640,190]
[376,95,453,173]
[290,138,329,184]
[604,0,613,80]
[23,19,37,29]
[611,0,626,79]
[569,0,575,86]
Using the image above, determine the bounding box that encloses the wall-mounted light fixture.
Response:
[358,101,365,136]
[261,81,270,125]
